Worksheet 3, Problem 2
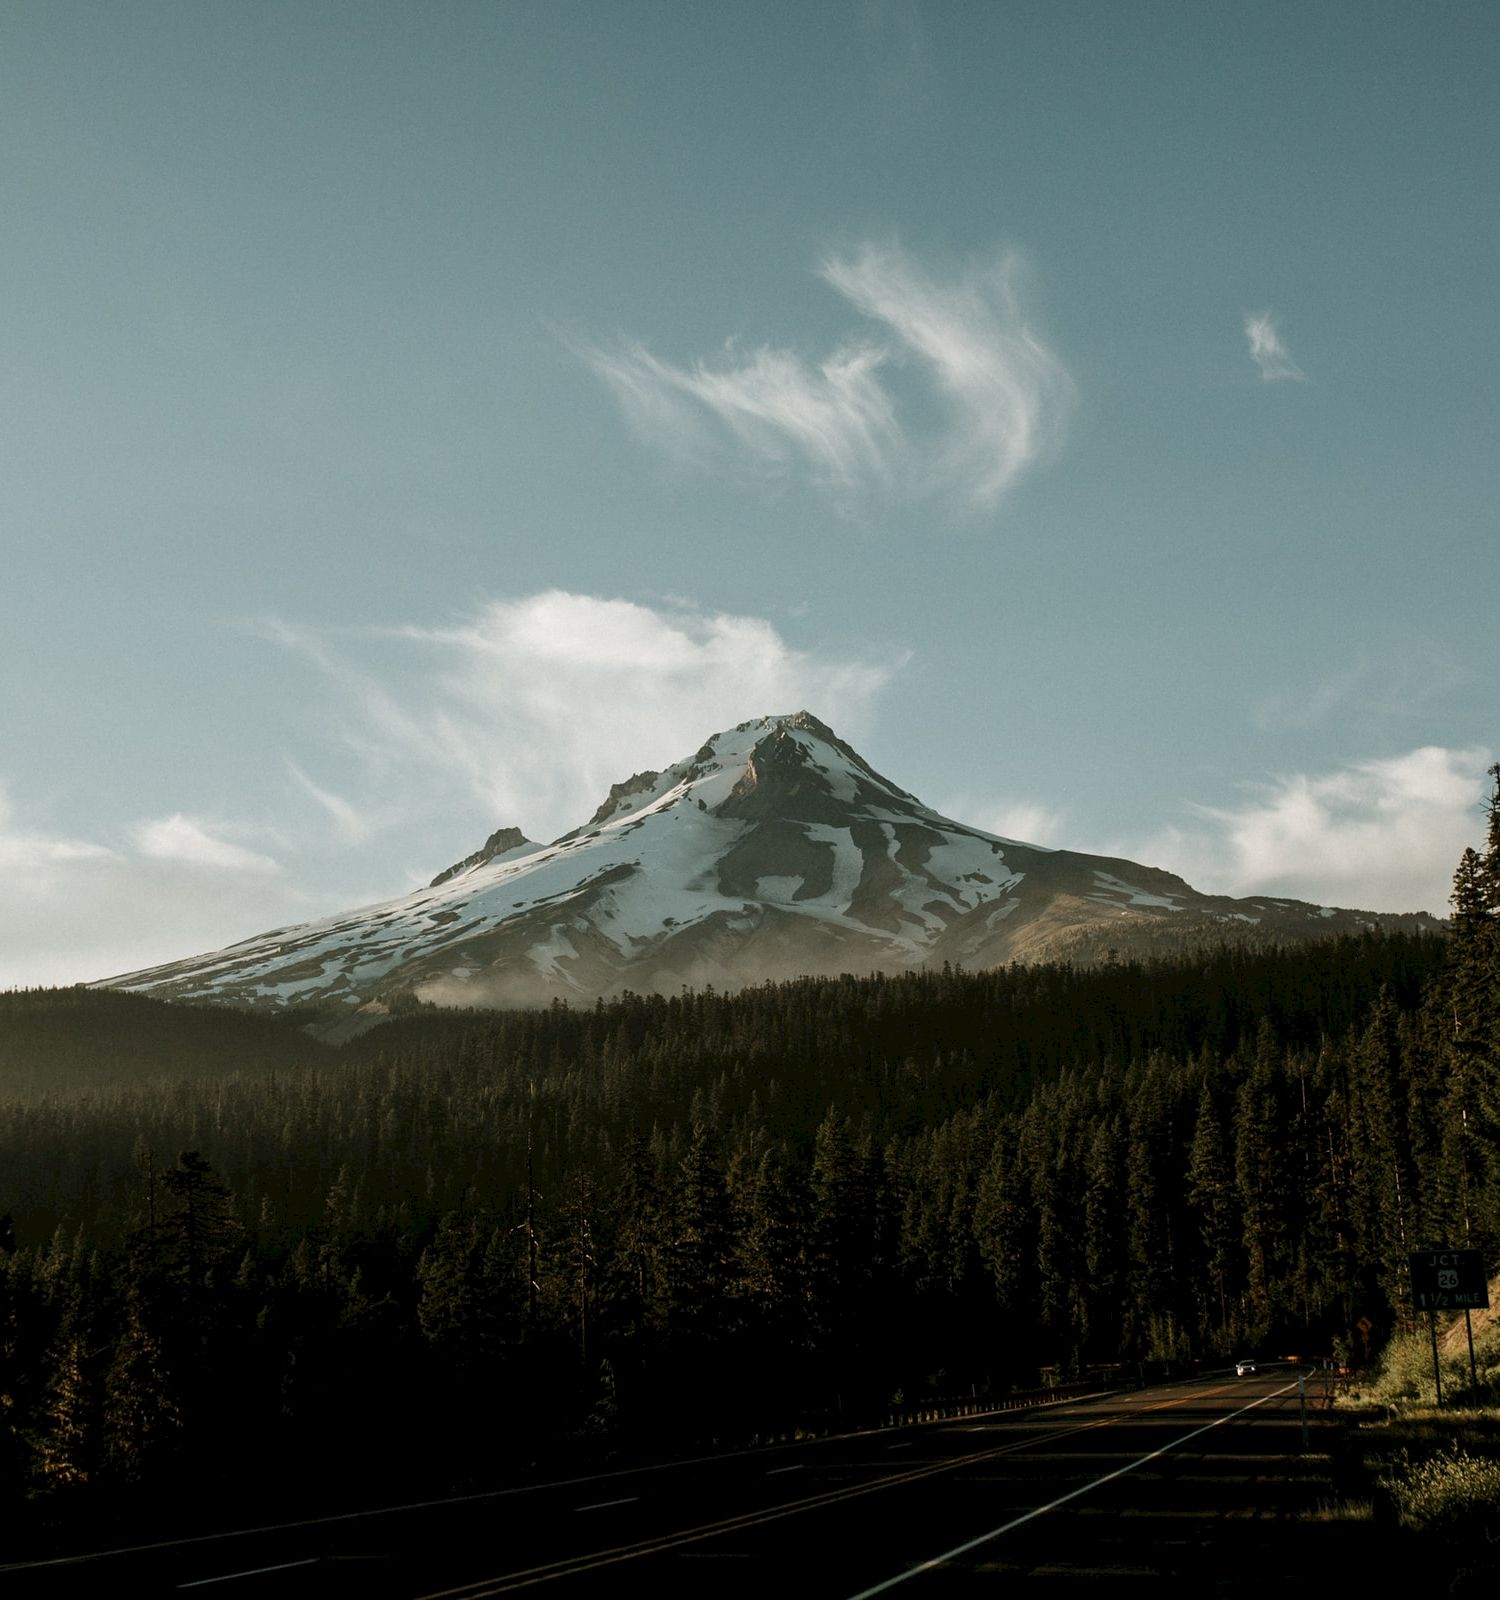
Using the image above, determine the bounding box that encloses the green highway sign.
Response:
[1409,1249,1490,1312]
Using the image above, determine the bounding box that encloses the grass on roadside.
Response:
[1324,1300,1500,1584]
[1303,1497,1373,1522]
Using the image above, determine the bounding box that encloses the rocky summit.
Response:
[98,712,1441,1013]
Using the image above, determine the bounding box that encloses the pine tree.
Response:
[558,1167,598,1366]
[731,1144,809,1344]
[972,1119,1038,1374]
[159,1152,242,1298]
[807,1111,872,1349]
[1081,1110,1126,1358]
[664,1119,734,1342]
[416,1212,498,1358]
[1347,993,1421,1323]
[1125,1064,1182,1360]
[1458,772,1500,1147]
[1435,768,1500,1259]
[1186,1083,1239,1348]
[608,1129,666,1340]
[102,1291,181,1486]
[32,1302,99,1496]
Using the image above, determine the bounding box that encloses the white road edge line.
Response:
[574,1496,639,1512]
[178,1557,319,1587]
[843,1382,1299,1599]
[766,1464,805,1475]
[1,1392,1120,1574]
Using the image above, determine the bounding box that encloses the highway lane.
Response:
[5,1372,1334,1595]
[401,1374,1319,1598]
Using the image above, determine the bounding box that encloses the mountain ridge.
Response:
[97,712,1442,1013]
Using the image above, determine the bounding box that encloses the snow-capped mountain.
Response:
[98,712,1441,1013]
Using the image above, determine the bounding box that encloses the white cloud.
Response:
[575,241,1072,510]
[0,783,114,875]
[271,590,901,843]
[1244,311,1307,382]
[0,787,313,988]
[133,814,282,875]
[979,801,1065,848]
[1139,745,1492,915]
[942,793,1065,847]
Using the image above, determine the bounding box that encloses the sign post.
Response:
[1408,1249,1490,1404]
[1355,1314,1373,1366]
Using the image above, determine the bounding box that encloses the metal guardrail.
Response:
[745,1380,1124,1451]
[882,1381,1107,1430]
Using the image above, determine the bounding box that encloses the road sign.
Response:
[1409,1249,1490,1311]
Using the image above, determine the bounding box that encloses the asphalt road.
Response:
[8,1371,1347,1596]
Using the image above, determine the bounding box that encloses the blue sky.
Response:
[2,1,1495,985]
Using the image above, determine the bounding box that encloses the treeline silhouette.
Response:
[1,776,1495,1551]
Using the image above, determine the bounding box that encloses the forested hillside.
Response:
[1,770,1495,1553]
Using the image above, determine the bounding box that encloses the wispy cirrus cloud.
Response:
[1251,645,1477,735]
[1136,745,1492,915]
[1251,660,1371,732]
[573,241,1073,511]
[266,590,902,842]
[1244,310,1307,382]
[584,336,900,492]
[286,761,376,846]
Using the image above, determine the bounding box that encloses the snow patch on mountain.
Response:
[1091,871,1186,912]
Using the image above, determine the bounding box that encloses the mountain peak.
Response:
[772,708,837,740]
[564,712,869,839]
[714,712,917,822]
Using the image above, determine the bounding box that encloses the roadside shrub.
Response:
[1380,1446,1500,1537]
[1364,1329,1454,1405]
[1362,1321,1500,1408]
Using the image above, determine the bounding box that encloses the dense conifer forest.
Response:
[2,770,1496,1553]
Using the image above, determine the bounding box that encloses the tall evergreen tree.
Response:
[1457,769,1500,1203]
[1186,1082,1239,1348]
[1347,994,1422,1324]
[159,1152,241,1298]
[102,1290,181,1487]
[32,1300,99,1497]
